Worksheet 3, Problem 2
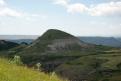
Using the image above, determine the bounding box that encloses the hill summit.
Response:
[38,29,74,40]
[21,29,91,54]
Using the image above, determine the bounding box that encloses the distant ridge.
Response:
[79,37,121,47]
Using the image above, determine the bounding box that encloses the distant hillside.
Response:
[0,58,64,81]
[79,37,121,47]
[0,40,19,51]
[9,39,34,44]
[116,38,121,42]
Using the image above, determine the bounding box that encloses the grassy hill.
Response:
[0,58,65,81]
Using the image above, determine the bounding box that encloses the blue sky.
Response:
[0,0,121,37]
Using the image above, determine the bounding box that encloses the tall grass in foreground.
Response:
[0,58,66,81]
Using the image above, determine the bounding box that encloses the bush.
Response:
[36,62,41,70]
[10,55,23,65]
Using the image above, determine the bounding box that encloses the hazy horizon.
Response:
[0,34,121,40]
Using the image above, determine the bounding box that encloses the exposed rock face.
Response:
[47,37,90,52]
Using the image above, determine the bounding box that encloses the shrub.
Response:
[10,55,23,65]
[36,62,41,70]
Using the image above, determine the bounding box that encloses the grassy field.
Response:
[0,58,66,81]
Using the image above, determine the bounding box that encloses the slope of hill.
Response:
[79,37,121,47]
[0,58,65,81]
[0,40,19,51]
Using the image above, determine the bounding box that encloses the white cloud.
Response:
[53,0,121,16]
[53,0,88,14]
[67,3,88,14]
[53,0,69,6]
[0,7,23,17]
[0,0,23,17]
[89,1,121,16]
[0,0,5,6]
[0,0,44,18]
